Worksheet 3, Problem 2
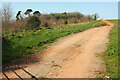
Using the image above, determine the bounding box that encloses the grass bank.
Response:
[98,26,119,78]
[3,20,104,65]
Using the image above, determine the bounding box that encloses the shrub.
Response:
[27,16,41,29]
[74,19,78,24]
[64,20,68,24]
[44,22,49,27]
[101,22,107,26]
[93,21,108,27]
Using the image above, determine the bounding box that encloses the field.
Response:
[107,19,120,22]
[3,21,99,65]
[108,19,119,27]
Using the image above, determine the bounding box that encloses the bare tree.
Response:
[2,3,12,23]
[2,3,13,30]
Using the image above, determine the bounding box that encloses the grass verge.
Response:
[98,26,119,78]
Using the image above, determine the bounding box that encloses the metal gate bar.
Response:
[12,69,23,80]
[2,72,10,80]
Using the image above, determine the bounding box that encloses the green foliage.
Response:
[2,37,27,64]
[27,16,41,29]
[2,21,97,65]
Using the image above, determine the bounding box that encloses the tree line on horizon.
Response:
[2,4,99,31]
[16,8,99,21]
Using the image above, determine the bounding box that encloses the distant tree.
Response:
[24,9,33,17]
[33,11,41,16]
[2,3,13,30]
[56,16,60,20]
[16,11,21,20]
[92,13,99,20]
[51,13,54,16]
[63,12,67,15]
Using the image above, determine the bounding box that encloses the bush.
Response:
[44,23,49,27]
[94,21,108,27]
[64,20,68,24]
[101,22,107,26]
[27,16,41,29]
[74,19,78,24]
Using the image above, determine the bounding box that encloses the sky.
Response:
[2,2,118,20]
[1,0,120,2]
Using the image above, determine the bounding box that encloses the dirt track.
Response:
[3,21,113,78]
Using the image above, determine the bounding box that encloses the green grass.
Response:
[99,26,119,78]
[3,20,102,65]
